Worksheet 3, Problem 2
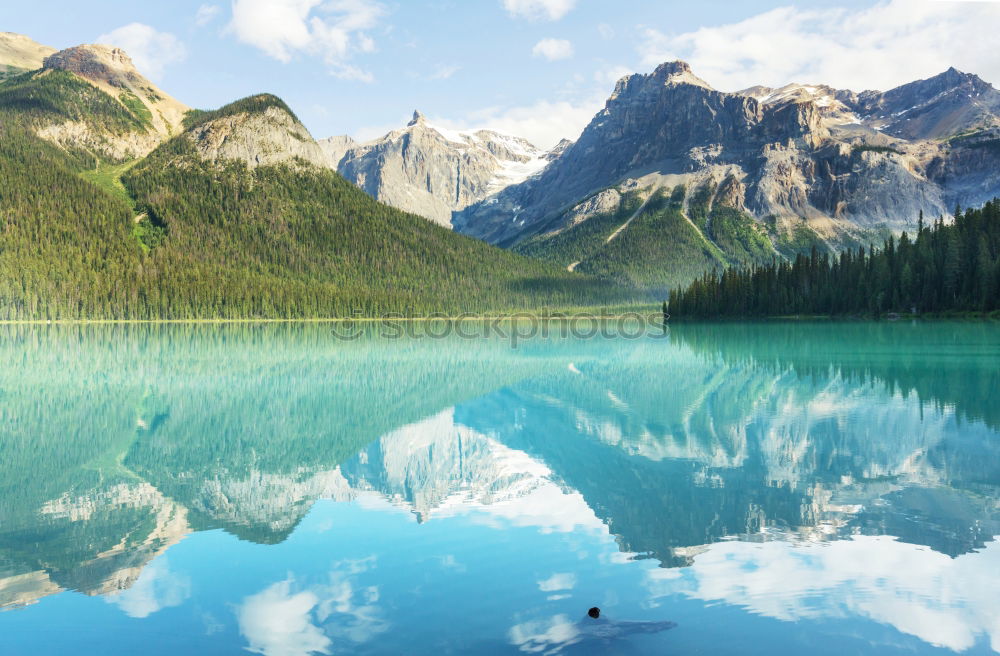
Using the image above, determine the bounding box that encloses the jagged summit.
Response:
[44,45,138,85]
[317,134,358,168]
[939,66,990,88]
[408,110,427,126]
[612,60,713,99]
[652,59,711,87]
[546,138,574,161]
[851,66,1000,139]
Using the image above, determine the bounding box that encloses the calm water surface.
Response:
[1,322,999,655]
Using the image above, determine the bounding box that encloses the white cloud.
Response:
[229,0,385,81]
[238,560,390,656]
[105,557,191,618]
[96,23,187,79]
[502,0,576,21]
[315,558,389,645]
[532,38,574,62]
[195,4,221,27]
[597,23,615,40]
[636,0,1000,92]
[238,578,332,656]
[508,614,581,653]
[537,573,576,592]
[654,537,1000,653]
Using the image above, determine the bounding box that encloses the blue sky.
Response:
[4,0,1000,148]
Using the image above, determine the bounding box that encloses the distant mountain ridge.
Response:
[4,27,1000,304]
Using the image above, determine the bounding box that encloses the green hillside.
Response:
[0,84,643,320]
[516,183,777,296]
[0,68,152,165]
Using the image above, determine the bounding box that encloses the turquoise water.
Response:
[0,321,998,655]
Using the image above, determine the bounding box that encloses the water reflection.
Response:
[0,322,998,654]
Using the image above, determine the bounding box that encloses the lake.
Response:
[0,321,998,655]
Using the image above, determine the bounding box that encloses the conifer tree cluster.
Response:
[670,203,1000,317]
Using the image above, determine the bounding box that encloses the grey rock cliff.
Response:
[186,101,329,170]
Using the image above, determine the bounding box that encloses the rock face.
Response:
[43,44,189,140]
[332,111,551,227]
[454,61,1000,248]
[0,32,55,80]
[186,98,329,170]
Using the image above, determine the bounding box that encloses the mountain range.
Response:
[455,62,1000,291]
[2,29,1000,311]
[319,60,1000,293]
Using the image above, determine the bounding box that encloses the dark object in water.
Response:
[580,607,677,640]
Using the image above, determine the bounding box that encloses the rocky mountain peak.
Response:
[546,138,574,161]
[941,66,988,87]
[332,117,548,227]
[408,110,427,126]
[611,60,714,101]
[654,60,713,89]
[317,134,358,168]
[898,66,994,99]
[42,44,189,139]
[454,61,996,247]
[44,45,140,88]
[852,66,1000,139]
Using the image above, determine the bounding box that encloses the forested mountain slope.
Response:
[0,53,641,320]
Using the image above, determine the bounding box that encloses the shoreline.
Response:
[0,313,664,326]
[669,312,1000,322]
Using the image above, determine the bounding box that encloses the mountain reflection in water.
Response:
[0,322,997,655]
